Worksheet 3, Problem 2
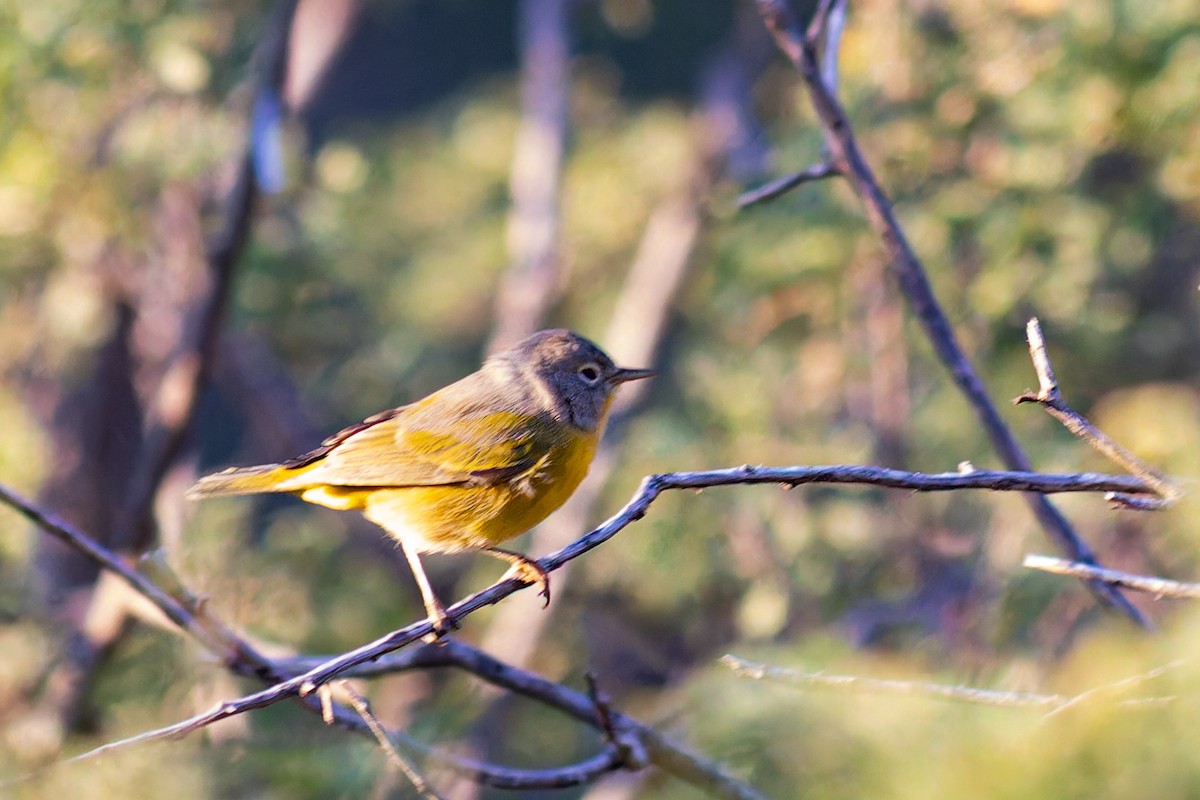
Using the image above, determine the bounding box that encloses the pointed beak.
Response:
[609,366,656,384]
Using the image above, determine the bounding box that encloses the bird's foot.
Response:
[500,557,552,607]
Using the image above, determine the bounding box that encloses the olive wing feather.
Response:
[288,399,552,489]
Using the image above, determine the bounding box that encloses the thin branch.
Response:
[1015,317,1183,509]
[1024,555,1200,600]
[817,0,848,93]
[5,460,1155,675]
[340,684,443,800]
[3,481,755,797]
[737,162,839,208]
[587,673,650,770]
[722,655,1184,719]
[278,678,636,792]
[750,0,1148,626]
[722,655,1066,708]
[1039,659,1186,720]
[425,747,626,791]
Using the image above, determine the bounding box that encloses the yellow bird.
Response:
[188,329,654,632]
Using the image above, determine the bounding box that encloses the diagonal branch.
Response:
[722,654,1183,719]
[1014,317,1183,510]
[723,655,1067,708]
[1024,555,1200,600]
[749,0,1148,626]
[737,162,839,208]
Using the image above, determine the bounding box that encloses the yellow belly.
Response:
[317,428,597,554]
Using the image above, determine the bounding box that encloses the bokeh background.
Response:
[3,0,1200,797]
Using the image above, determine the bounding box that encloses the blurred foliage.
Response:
[2,0,1200,798]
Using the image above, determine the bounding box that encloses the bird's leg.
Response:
[399,540,456,638]
[481,546,551,607]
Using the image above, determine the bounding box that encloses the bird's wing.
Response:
[287,393,552,489]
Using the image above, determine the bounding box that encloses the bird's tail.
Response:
[186,464,294,499]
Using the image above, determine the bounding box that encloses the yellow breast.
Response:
[361,426,598,554]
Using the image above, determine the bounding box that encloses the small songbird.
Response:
[188,329,654,632]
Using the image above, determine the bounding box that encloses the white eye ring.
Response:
[578,363,602,384]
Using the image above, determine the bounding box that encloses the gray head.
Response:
[493,329,654,431]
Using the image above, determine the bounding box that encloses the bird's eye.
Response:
[578,363,602,384]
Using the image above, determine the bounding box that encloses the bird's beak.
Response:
[609,367,656,384]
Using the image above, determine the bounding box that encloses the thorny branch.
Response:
[748,0,1148,625]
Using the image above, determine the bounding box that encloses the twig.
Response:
[750,0,1148,626]
[737,162,839,208]
[722,655,1183,719]
[1039,659,1186,720]
[817,0,847,93]
[722,655,1066,708]
[1015,318,1183,509]
[1024,555,1200,600]
[328,669,636,791]
[340,683,443,800]
[587,674,650,770]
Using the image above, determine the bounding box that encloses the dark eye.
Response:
[578,363,601,383]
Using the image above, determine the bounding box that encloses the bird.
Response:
[188,329,654,633]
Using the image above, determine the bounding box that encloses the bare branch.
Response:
[750,0,1148,625]
[737,162,839,208]
[340,684,443,799]
[1039,660,1186,720]
[818,0,848,93]
[1024,555,1200,600]
[722,655,1066,708]
[420,747,627,791]
[1015,318,1183,509]
[722,655,1184,719]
